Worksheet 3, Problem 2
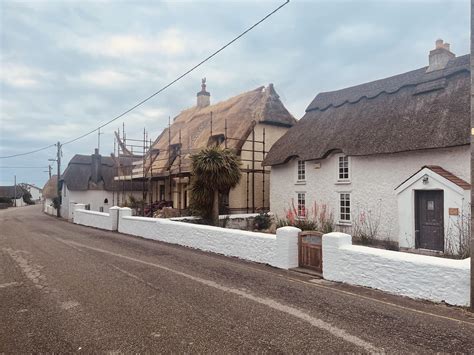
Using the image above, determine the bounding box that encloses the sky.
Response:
[0,0,470,187]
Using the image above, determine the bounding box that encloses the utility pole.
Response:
[56,142,61,218]
[14,175,16,207]
[48,164,52,179]
[470,0,474,311]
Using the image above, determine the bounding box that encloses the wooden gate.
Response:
[298,231,323,273]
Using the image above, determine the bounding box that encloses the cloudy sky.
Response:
[0,0,470,187]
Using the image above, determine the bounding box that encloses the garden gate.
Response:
[298,231,323,274]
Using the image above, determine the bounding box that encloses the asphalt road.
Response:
[1,205,474,353]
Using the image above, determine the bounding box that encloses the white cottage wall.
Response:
[61,184,115,218]
[270,145,469,244]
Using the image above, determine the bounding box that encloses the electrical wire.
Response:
[0,0,290,160]
[0,144,57,159]
[62,0,289,146]
[0,0,290,159]
[0,166,50,169]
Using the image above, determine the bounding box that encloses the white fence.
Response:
[323,232,471,307]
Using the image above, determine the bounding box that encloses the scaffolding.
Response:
[114,113,270,216]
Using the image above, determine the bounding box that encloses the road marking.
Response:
[60,239,381,353]
[151,244,474,327]
[51,233,474,327]
[60,300,80,310]
[2,248,45,290]
[0,282,20,289]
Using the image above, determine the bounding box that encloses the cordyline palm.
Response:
[190,146,241,224]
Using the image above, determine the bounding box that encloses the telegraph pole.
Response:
[470,0,474,311]
[48,164,52,179]
[14,175,17,207]
[56,141,61,218]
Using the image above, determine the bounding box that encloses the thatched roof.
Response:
[0,186,24,199]
[42,175,58,199]
[265,54,470,166]
[134,84,296,177]
[62,151,142,191]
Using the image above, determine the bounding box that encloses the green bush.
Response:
[254,211,271,230]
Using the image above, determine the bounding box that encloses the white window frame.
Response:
[297,192,306,218]
[297,160,306,182]
[337,155,350,182]
[339,192,351,224]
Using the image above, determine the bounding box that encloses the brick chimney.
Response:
[426,39,455,73]
[197,77,210,108]
[91,148,101,184]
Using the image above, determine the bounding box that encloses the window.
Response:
[104,198,108,204]
[297,160,306,181]
[297,193,306,217]
[339,193,351,222]
[338,156,349,180]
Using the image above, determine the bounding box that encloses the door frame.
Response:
[414,190,444,251]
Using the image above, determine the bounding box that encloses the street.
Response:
[1,205,473,353]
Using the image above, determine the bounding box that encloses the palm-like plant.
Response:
[190,146,241,225]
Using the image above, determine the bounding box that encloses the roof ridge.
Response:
[307,54,470,112]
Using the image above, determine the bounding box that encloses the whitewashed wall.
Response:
[118,207,299,269]
[73,205,119,231]
[61,185,114,219]
[270,146,469,245]
[323,232,471,306]
[72,206,300,269]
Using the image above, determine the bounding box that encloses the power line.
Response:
[0,144,56,159]
[0,0,290,160]
[0,166,50,169]
[62,0,289,146]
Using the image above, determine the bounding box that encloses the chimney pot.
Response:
[426,38,455,73]
[196,77,210,108]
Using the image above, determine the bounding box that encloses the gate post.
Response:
[274,226,300,269]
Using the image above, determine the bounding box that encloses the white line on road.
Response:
[0,281,20,289]
[58,238,381,353]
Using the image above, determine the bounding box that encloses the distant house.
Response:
[20,183,42,202]
[0,186,25,207]
[122,80,296,214]
[60,149,142,219]
[265,39,470,254]
[42,175,58,210]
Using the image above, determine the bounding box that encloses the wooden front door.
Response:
[415,190,444,251]
[298,231,323,273]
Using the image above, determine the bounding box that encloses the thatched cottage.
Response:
[60,149,142,219]
[265,39,470,253]
[42,175,58,210]
[124,80,296,214]
[0,186,25,207]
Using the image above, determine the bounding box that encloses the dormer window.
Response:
[338,156,350,181]
[297,160,306,181]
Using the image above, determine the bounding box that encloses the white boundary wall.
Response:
[73,205,120,231]
[117,208,299,269]
[323,232,471,306]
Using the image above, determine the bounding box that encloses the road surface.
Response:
[1,205,473,353]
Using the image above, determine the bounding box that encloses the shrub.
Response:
[254,211,272,230]
[276,200,334,232]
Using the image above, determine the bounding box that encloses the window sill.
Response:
[295,181,306,185]
[335,180,351,185]
[337,221,352,226]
